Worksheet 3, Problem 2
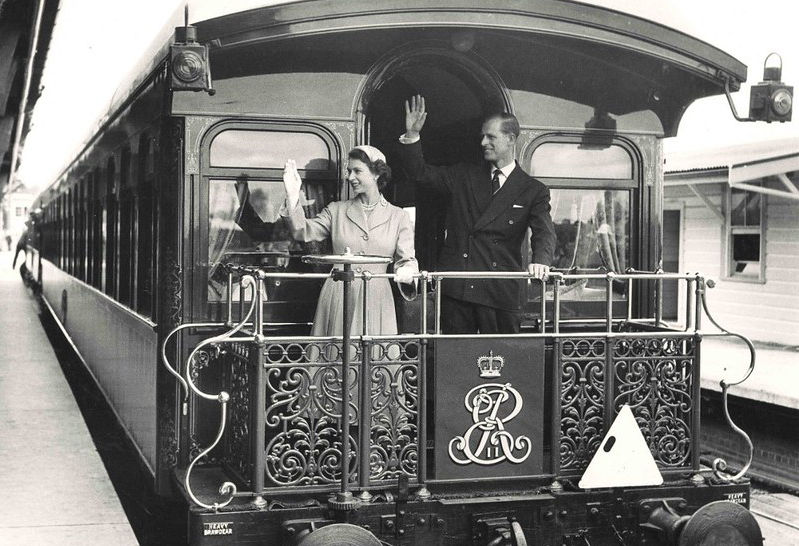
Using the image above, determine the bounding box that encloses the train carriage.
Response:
[24,1,787,544]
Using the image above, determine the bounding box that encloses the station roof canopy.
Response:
[0,0,60,196]
[665,137,799,202]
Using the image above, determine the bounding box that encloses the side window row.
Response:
[39,133,158,318]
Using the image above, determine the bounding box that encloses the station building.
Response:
[664,137,799,347]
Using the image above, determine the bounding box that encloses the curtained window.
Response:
[206,128,337,302]
[527,141,634,302]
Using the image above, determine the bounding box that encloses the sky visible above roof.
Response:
[14,0,799,190]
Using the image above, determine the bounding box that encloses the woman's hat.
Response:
[352,145,386,164]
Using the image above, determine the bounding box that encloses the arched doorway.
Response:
[358,45,509,270]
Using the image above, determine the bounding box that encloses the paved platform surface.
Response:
[751,490,799,545]
[0,251,137,545]
[700,335,799,409]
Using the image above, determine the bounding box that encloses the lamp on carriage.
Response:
[748,53,792,122]
[725,52,792,123]
[170,6,215,95]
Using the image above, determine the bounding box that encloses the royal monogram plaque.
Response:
[434,338,545,479]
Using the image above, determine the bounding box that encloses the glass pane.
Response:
[210,130,331,170]
[731,188,761,227]
[732,233,760,262]
[207,178,332,302]
[730,189,746,225]
[744,192,761,226]
[547,188,630,300]
[529,142,632,179]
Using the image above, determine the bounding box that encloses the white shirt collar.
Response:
[492,161,516,186]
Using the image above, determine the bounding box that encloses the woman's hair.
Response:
[348,148,392,192]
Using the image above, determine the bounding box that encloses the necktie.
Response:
[491,170,501,194]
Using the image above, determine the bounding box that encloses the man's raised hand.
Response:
[404,94,427,138]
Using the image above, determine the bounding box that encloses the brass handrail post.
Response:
[550,334,563,492]
[434,276,442,334]
[358,273,372,501]
[226,272,234,326]
[539,277,547,333]
[606,272,614,333]
[417,272,430,499]
[685,277,695,332]
[694,275,703,331]
[655,269,664,326]
[421,272,428,335]
[552,276,561,334]
[626,278,633,322]
[333,264,356,508]
[251,272,267,508]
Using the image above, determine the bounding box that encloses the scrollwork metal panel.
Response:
[225,345,251,483]
[233,339,422,490]
[368,340,419,483]
[613,337,695,468]
[559,339,606,473]
[262,341,360,487]
[558,335,697,475]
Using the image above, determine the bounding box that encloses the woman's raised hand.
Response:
[283,159,303,208]
[404,94,427,138]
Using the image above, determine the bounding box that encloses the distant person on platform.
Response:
[398,95,556,334]
[12,229,27,269]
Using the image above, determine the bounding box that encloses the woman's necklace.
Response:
[360,197,379,211]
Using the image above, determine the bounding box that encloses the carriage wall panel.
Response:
[40,260,158,472]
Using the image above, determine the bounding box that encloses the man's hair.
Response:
[484,112,520,139]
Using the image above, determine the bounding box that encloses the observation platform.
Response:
[0,251,137,545]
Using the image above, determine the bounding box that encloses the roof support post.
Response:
[731,181,799,202]
[776,173,799,195]
[687,184,724,221]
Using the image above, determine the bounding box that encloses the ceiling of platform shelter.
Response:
[0,0,60,197]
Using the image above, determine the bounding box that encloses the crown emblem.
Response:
[477,350,505,378]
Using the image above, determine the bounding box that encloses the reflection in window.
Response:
[208,178,331,301]
[210,130,331,170]
[548,189,630,300]
[530,143,632,179]
[728,184,763,280]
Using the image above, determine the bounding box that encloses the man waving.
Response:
[398,95,555,334]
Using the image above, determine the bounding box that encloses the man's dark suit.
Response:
[398,141,556,331]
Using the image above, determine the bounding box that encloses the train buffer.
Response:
[0,251,137,545]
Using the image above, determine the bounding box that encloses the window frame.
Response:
[197,120,342,319]
[521,133,643,317]
[522,133,641,265]
[724,182,766,283]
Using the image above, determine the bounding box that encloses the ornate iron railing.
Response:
[161,265,755,509]
[557,335,697,476]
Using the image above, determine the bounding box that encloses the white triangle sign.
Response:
[578,404,663,489]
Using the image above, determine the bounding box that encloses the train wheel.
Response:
[678,501,763,546]
[297,523,381,546]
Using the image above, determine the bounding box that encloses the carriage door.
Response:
[360,48,508,271]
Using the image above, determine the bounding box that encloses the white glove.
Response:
[394,265,416,285]
[283,159,303,209]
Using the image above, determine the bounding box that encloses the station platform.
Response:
[700,336,799,409]
[0,251,137,544]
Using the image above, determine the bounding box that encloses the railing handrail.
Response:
[223,267,701,282]
[167,266,758,509]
